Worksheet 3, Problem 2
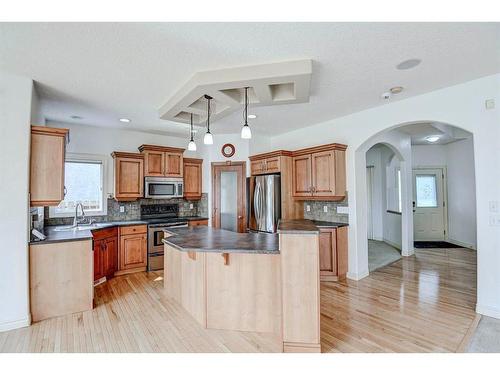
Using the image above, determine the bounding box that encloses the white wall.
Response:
[265,74,499,318]
[48,121,199,198]
[412,138,477,249]
[0,71,33,331]
[30,87,45,125]
[366,147,384,240]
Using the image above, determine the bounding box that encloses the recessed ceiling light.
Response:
[70,115,83,120]
[396,58,421,70]
[119,118,131,123]
[248,114,257,119]
[426,135,440,143]
[390,86,404,94]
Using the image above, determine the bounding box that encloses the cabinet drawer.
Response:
[119,225,147,236]
[188,219,209,227]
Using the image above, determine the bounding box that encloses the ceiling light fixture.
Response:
[241,87,252,139]
[203,95,214,145]
[248,114,257,119]
[187,113,197,151]
[425,135,440,143]
[119,118,131,123]
[396,58,421,70]
[70,115,83,120]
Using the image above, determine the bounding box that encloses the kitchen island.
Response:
[162,221,325,352]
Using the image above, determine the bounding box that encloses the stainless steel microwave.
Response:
[144,177,183,199]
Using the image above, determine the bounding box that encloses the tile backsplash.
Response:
[303,195,349,223]
[44,193,208,226]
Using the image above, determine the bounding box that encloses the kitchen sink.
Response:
[53,224,103,231]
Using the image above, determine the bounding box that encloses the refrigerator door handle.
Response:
[254,180,261,228]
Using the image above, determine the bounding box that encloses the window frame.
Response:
[48,153,108,218]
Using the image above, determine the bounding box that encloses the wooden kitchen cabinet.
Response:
[117,225,147,274]
[111,152,144,201]
[30,125,69,206]
[183,158,203,200]
[139,144,185,178]
[188,219,209,227]
[92,227,118,282]
[249,151,290,176]
[319,226,348,281]
[292,143,347,200]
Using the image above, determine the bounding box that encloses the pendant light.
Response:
[241,87,252,139]
[187,113,197,151]
[203,94,214,145]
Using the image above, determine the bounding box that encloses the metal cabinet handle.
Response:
[64,186,67,197]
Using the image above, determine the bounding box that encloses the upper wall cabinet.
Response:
[292,143,347,201]
[111,152,144,201]
[183,158,203,200]
[249,150,292,176]
[30,125,69,207]
[138,144,185,178]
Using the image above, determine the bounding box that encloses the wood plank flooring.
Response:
[0,247,477,353]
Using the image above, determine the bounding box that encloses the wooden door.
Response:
[93,239,104,281]
[183,159,202,199]
[311,150,336,197]
[119,234,147,270]
[114,155,144,200]
[292,155,312,197]
[250,160,265,176]
[30,126,68,206]
[103,237,118,278]
[144,151,165,176]
[212,162,247,233]
[165,152,183,177]
[319,228,337,274]
[264,157,281,173]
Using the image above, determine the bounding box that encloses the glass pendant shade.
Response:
[241,124,252,139]
[203,131,213,145]
[188,139,197,151]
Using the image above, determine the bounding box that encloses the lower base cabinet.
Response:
[117,225,148,274]
[93,227,118,281]
[319,226,348,281]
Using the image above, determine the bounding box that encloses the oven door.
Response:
[147,223,188,271]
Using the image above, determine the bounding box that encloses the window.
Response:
[415,175,438,208]
[49,154,107,217]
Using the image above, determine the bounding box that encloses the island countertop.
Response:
[277,219,349,234]
[162,226,279,254]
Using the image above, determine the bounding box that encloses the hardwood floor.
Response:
[321,247,477,352]
[0,247,477,353]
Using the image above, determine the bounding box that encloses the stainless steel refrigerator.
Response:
[247,175,281,233]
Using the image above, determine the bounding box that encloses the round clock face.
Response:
[221,143,235,158]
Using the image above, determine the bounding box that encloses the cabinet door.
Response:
[292,155,312,197]
[115,157,144,200]
[250,160,265,176]
[144,151,165,177]
[311,150,336,197]
[93,240,104,281]
[30,129,66,206]
[319,229,337,274]
[264,157,281,173]
[165,152,183,177]
[103,237,118,278]
[119,233,147,270]
[184,162,202,199]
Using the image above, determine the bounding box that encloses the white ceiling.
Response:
[0,23,498,137]
[398,122,471,145]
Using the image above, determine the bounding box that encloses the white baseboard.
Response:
[347,269,369,281]
[383,238,402,251]
[447,238,476,250]
[476,304,500,319]
[0,315,31,332]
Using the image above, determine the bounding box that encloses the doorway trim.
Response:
[211,161,247,232]
[412,166,449,241]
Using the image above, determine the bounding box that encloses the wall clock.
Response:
[221,143,235,158]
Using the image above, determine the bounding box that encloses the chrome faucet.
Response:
[73,202,86,227]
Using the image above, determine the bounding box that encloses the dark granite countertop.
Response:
[277,219,349,234]
[162,226,279,254]
[29,220,148,245]
[180,216,209,221]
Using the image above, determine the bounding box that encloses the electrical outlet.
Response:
[323,205,328,213]
[189,203,194,209]
[489,215,500,226]
[336,206,349,214]
[306,205,311,212]
[119,206,125,213]
[489,201,499,213]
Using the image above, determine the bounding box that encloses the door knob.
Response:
[238,216,243,219]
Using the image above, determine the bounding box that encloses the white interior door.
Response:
[413,168,446,241]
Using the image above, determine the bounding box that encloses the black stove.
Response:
[140,203,188,225]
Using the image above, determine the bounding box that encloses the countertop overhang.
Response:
[162,226,279,254]
[277,219,348,234]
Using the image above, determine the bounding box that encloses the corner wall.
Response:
[0,71,33,331]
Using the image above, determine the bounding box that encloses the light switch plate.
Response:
[306,205,311,212]
[489,201,499,213]
[485,99,495,110]
[336,206,349,214]
[323,206,328,213]
[189,203,194,209]
[119,206,125,213]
